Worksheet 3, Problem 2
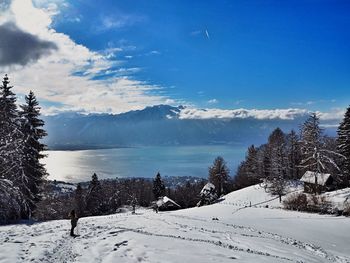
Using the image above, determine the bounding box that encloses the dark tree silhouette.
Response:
[19,90,47,216]
[208,156,230,197]
[85,173,102,216]
[337,106,350,187]
[153,172,165,200]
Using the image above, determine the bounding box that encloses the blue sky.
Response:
[0,0,349,117]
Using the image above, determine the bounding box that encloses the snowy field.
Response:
[1,186,350,263]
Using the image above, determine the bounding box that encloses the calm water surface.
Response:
[43,146,246,182]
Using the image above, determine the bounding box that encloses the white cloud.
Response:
[177,107,345,121]
[97,13,145,32]
[178,108,309,120]
[0,0,173,114]
[148,50,161,55]
[316,108,345,121]
[207,99,218,104]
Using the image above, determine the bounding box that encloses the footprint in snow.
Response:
[114,240,128,251]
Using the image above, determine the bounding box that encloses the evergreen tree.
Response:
[265,128,288,202]
[208,156,230,197]
[152,172,165,199]
[286,130,302,180]
[300,113,342,193]
[0,179,23,224]
[337,106,350,187]
[85,173,102,216]
[74,183,85,217]
[299,113,324,173]
[245,145,260,181]
[0,75,22,181]
[0,75,30,217]
[19,90,47,215]
[261,144,272,179]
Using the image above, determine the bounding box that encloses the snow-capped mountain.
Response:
[43,105,338,149]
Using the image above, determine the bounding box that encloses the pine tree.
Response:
[265,128,288,202]
[208,156,230,197]
[300,113,342,193]
[19,91,47,216]
[245,145,260,181]
[0,179,23,224]
[337,106,350,187]
[85,173,102,216]
[0,74,22,181]
[300,113,323,173]
[286,130,302,180]
[0,75,30,217]
[152,172,165,200]
[74,183,85,217]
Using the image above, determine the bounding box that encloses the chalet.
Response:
[156,196,181,211]
[300,171,334,194]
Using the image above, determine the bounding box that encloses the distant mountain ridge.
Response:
[43,105,338,150]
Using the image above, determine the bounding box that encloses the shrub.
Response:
[308,195,332,214]
[343,201,350,217]
[284,193,333,214]
[283,193,308,211]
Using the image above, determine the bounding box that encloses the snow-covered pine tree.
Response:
[300,113,323,173]
[0,75,30,217]
[337,106,350,187]
[152,172,165,200]
[19,90,48,216]
[208,156,230,197]
[0,75,22,180]
[0,179,24,224]
[300,113,343,193]
[85,173,102,216]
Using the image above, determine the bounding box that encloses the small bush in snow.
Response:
[343,201,350,217]
[284,193,333,214]
[283,193,308,211]
[308,195,332,214]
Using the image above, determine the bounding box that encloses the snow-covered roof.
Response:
[156,196,181,208]
[300,171,332,186]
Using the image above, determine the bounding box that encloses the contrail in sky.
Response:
[205,29,210,39]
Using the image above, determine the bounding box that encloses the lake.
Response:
[43,145,247,183]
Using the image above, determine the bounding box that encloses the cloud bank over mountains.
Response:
[43,105,340,149]
[177,107,344,121]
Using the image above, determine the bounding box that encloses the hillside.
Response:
[1,185,349,263]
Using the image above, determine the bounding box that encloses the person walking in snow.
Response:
[69,209,79,237]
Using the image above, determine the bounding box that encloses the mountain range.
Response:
[43,105,338,150]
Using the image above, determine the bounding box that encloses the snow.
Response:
[156,196,181,208]
[201,182,215,193]
[323,188,350,209]
[300,171,332,186]
[1,186,350,263]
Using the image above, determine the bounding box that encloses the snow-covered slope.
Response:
[1,186,349,263]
